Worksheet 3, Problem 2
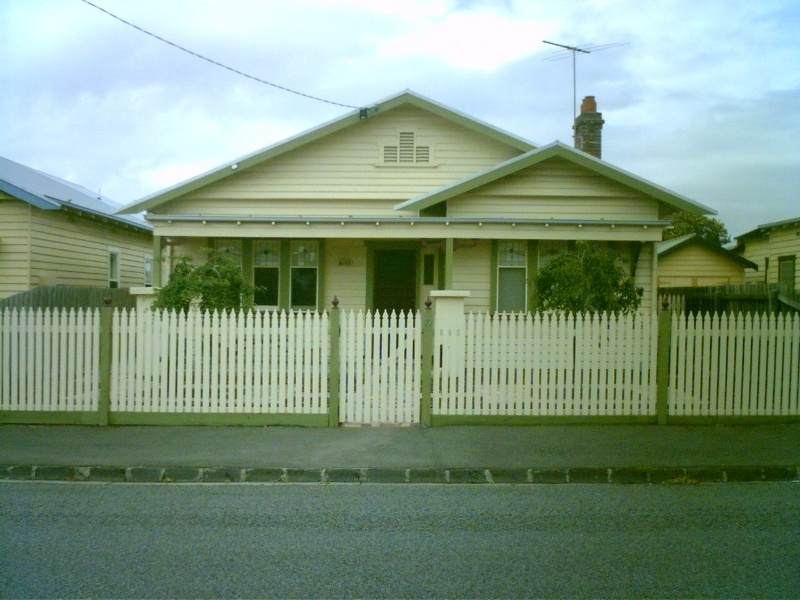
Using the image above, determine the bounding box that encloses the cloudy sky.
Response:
[2,0,799,237]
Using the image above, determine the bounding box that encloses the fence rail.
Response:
[1,306,798,425]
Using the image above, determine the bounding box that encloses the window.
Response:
[778,256,796,291]
[497,241,527,312]
[383,131,430,164]
[216,239,243,267]
[538,240,569,268]
[108,249,120,289]
[291,241,319,309]
[254,241,280,307]
[144,255,153,287]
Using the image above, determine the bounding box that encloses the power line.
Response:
[79,0,360,109]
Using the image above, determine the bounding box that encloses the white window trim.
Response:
[108,247,121,289]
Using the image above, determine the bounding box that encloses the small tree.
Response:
[152,249,254,312]
[664,212,731,246]
[534,241,643,314]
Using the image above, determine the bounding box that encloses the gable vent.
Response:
[399,132,415,162]
[383,131,430,164]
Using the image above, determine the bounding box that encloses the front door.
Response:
[373,249,417,313]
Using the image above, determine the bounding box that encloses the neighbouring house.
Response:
[656,233,757,288]
[117,90,715,313]
[734,215,800,291]
[0,156,153,299]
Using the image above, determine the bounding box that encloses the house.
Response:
[734,216,800,291]
[0,156,153,299]
[117,90,715,313]
[656,233,757,288]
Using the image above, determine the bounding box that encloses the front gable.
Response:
[443,156,662,222]
[158,103,526,218]
[395,142,715,225]
[120,90,535,216]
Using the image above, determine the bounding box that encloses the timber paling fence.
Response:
[1,307,798,426]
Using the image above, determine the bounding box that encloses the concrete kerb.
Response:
[1,465,798,484]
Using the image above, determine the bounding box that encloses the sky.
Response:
[1,0,799,239]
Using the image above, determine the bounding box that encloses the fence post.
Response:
[655,304,672,425]
[420,298,434,426]
[97,304,113,426]
[328,297,340,427]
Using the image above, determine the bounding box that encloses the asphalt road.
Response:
[2,482,798,598]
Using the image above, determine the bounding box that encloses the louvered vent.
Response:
[383,145,398,163]
[399,132,415,162]
[382,132,430,164]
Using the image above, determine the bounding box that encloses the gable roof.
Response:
[735,214,800,242]
[117,90,537,215]
[658,233,757,269]
[394,141,716,216]
[0,156,151,231]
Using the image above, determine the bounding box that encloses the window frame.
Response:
[108,248,121,289]
[496,240,528,313]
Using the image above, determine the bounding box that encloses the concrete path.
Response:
[2,423,798,484]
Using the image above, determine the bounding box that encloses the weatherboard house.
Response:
[118,90,714,314]
[0,156,153,300]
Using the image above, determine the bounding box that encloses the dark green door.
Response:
[373,249,417,313]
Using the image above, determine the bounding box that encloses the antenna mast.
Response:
[543,40,629,119]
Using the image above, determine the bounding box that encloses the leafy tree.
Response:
[152,249,254,312]
[664,212,730,246]
[534,241,643,314]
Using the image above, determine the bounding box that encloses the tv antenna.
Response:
[543,40,629,119]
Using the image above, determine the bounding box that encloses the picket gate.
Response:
[338,310,421,424]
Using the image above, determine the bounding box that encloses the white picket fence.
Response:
[0,308,100,412]
[669,312,800,416]
[433,312,657,417]
[1,307,799,423]
[112,309,329,414]
[339,310,421,424]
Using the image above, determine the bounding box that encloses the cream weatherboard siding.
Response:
[0,195,32,299]
[158,105,521,216]
[324,239,368,310]
[448,157,661,222]
[27,208,152,289]
[451,241,492,311]
[741,226,800,287]
[658,244,747,287]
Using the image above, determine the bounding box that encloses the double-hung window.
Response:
[143,254,153,287]
[108,249,121,289]
[254,241,280,308]
[778,255,796,291]
[497,241,527,312]
[291,241,319,310]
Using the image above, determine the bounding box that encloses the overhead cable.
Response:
[79,0,359,109]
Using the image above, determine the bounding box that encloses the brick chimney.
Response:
[573,95,604,159]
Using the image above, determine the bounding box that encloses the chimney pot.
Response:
[580,96,597,113]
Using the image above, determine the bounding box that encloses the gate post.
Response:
[420,299,434,426]
[328,297,341,427]
[656,303,672,425]
[427,290,470,426]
